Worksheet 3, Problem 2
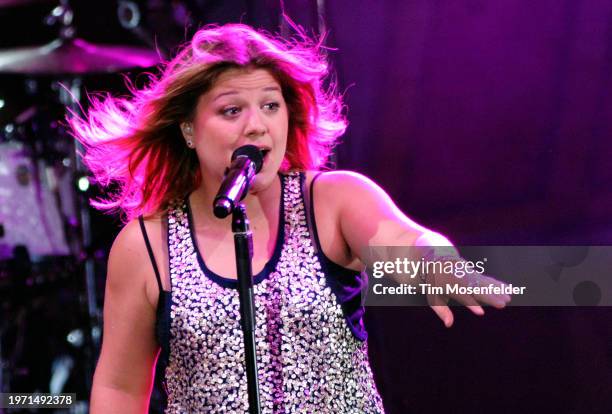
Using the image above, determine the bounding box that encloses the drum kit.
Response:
[0,0,160,403]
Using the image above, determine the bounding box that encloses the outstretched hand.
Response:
[426,270,511,328]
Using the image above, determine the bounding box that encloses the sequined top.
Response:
[150,172,385,413]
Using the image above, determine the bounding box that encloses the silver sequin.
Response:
[164,173,385,413]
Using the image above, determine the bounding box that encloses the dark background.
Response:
[0,1,610,413]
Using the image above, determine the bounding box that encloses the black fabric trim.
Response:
[303,172,368,342]
[138,215,163,294]
[186,173,286,289]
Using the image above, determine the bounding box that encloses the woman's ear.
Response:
[180,122,195,148]
[180,122,193,139]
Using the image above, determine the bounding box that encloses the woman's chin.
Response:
[249,171,277,194]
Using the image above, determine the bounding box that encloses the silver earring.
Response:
[186,139,194,148]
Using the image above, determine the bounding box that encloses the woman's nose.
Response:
[244,109,267,137]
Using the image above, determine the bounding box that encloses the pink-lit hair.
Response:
[68,23,347,222]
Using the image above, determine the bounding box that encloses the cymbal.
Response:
[0,37,160,75]
[0,0,51,7]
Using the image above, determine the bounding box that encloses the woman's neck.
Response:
[188,173,281,230]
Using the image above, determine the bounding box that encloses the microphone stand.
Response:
[232,204,262,414]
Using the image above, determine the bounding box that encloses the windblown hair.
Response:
[68,23,347,221]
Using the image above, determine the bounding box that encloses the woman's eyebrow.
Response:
[212,91,238,102]
[262,86,281,93]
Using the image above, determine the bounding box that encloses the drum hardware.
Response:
[0,0,52,7]
[0,0,161,398]
[49,354,74,394]
[0,0,160,75]
[0,128,74,259]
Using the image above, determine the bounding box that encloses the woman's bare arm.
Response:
[314,171,510,327]
[90,220,160,414]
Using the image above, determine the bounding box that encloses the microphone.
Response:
[213,145,264,218]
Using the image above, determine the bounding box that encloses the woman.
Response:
[69,24,510,413]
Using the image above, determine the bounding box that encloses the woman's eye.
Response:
[263,102,280,112]
[222,106,241,116]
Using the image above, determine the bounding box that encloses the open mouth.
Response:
[260,148,271,161]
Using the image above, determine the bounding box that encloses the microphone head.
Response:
[231,145,264,173]
[213,198,233,219]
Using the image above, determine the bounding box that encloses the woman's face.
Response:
[182,67,289,194]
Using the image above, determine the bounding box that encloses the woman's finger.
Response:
[466,274,512,308]
[466,304,485,315]
[430,304,454,328]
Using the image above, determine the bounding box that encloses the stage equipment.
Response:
[0,0,160,397]
[215,145,265,413]
[0,0,52,7]
[0,38,160,75]
[214,145,264,218]
[0,0,158,75]
[0,139,73,259]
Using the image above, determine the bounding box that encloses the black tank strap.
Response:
[138,215,163,293]
[304,171,325,255]
[310,172,325,210]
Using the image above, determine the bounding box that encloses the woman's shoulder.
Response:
[111,214,164,253]
[304,169,384,200]
[106,214,168,306]
[108,219,150,278]
[108,214,166,285]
